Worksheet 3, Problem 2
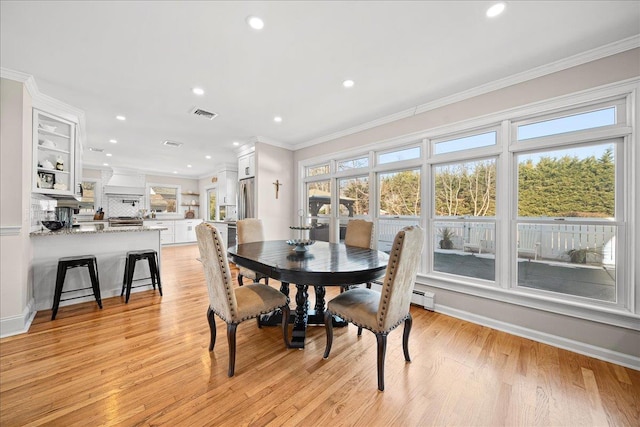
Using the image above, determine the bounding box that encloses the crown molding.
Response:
[0,67,39,97]
[251,135,293,151]
[292,35,640,151]
[2,67,87,145]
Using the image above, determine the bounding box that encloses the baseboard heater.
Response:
[412,290,435,311]
[370,281,435,311]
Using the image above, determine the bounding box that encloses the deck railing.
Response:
[376,219,616,264]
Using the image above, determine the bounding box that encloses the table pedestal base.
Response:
[257,283,347,349]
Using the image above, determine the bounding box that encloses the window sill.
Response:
[417,272,640,331]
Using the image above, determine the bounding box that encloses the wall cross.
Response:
[273,180,283,199]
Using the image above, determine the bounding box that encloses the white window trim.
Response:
[296,79,639,330]
[146,183,181,215]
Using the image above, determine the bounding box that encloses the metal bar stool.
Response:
[121,250,163,303]
[52,255,102,320]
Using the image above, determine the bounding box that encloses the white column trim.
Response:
[0,298,36,338]
[0,226,21,236]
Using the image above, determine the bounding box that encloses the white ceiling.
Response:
[1,1,639,178]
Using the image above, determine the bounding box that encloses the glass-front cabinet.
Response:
[32,109,78,197]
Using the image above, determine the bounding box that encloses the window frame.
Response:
[146,183,181,214]
[296,82,637,329]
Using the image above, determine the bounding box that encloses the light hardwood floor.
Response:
[1,244,638,426]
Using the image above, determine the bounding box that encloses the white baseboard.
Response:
[436,305,640,371]
[0,298,36,338]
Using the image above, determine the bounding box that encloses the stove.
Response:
[108,216,144,227]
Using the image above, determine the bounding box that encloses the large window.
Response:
[515,139,620,302]
[299,91,633,318]
[432,155,497,281]
[149,185,178,213]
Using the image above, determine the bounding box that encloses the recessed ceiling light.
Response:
[116,115,126,121]
[173,171,177,174]
[106,153,112,157]
[103,163,109,166]
[187,164,192,168]
[205,155,211,159]
[109,139,117,144]
[274,116,282,123]
[192,87,205,96]
[232,142,240,146]
[247,16,264,30]
[486,3,505,17]
[343,79,355,88]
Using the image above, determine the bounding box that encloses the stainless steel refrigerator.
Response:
[238,177,255,219]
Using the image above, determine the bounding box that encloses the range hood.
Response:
[103,168,146,196]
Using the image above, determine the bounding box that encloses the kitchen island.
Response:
[31,225,166,312]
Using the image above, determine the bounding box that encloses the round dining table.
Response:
[228,240,389,348]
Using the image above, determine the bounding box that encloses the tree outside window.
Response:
[378,169,421,216]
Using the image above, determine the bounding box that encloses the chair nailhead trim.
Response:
[377,231,405,328]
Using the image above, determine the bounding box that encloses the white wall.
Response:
[255,142,294,240]
[293,48,640,366]
[0,77,34,337]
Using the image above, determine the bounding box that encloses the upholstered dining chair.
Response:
[195,223,290,377]
[323,225,424,391]
[236,219,270,286]
[342,219,374,291]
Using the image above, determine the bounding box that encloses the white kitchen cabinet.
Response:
[217,169,238,205]
[144,220,175,245]
[174,219,203,243]
[32,109,80,197]
[238,153,254,179]
[209,221,228,247]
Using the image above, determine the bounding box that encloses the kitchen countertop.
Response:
[30,225,167,237]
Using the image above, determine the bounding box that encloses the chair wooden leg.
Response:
[207,307,216,352]
[237,275,244,287]
[282,304,291,348]
[403,314,412,362]
[264,276,269,285]
[366,282,372,289]
[322,310,333,359]
[227,323,238,377]
[375,333,388,391]
[357,326,363,336]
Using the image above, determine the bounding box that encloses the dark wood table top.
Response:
[228,240,389,285]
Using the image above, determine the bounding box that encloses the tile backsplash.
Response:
[107,196,144,217]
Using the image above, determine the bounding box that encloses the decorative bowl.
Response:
[39,139,56,148]
[41,220,65,231]
[286,239,315,252]
[39,123,57,132]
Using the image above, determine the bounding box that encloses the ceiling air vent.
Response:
[163,140,183,148]
[190,107,218,120]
